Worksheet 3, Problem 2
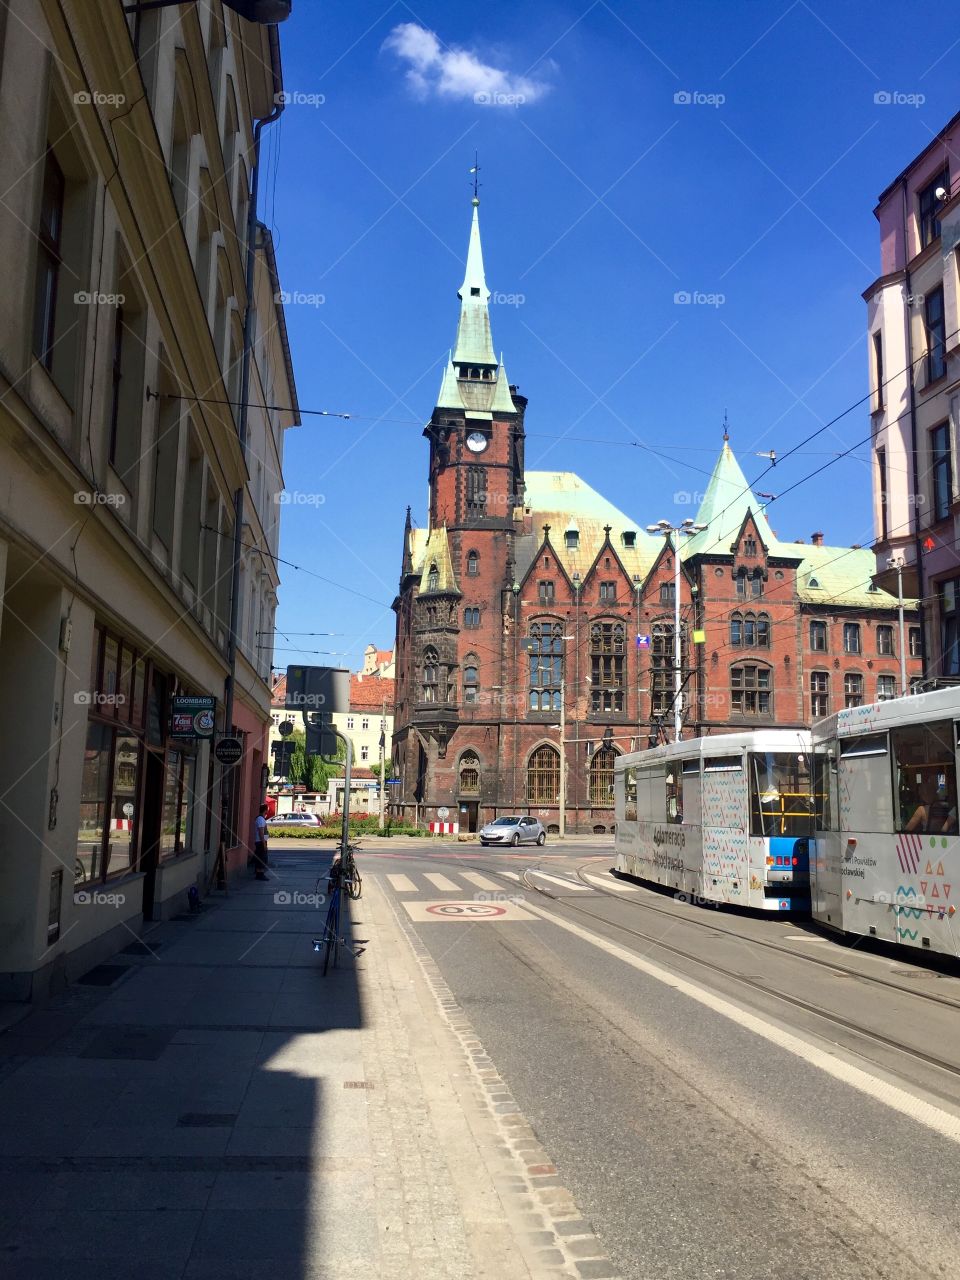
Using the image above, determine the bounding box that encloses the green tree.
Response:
[287,730,307,784]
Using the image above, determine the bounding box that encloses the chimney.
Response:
[811,531,824,547]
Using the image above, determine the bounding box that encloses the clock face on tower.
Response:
[465,431,488,453]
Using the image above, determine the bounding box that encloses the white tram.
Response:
[811,686,960,957]
[614,731,813,911]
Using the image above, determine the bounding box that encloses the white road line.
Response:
[386,874,417,893]
[460,871,502,891]
[499,871,521,881]
[584,873,640,893]
[522,898,960,1146]
[424,872,461,892]
[528,870,593,892]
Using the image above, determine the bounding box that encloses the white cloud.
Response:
[383,23,550,105]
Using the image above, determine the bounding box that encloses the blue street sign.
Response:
[387,778,402,785]
[636,635,651,648]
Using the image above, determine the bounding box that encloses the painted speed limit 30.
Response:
[403,899,534,922]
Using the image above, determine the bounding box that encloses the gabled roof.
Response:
[681,441,777,558]
[518,471,660,585]
[350,673,395,711]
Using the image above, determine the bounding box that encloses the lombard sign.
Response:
[169,695,216,740]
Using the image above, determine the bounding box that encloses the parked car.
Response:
[480,816,546,847]
[266,812,321,828]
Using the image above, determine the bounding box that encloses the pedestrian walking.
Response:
[253,804,269,880]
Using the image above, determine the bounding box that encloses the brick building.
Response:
[391,200,922,834]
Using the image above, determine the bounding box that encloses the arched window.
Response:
[589,746,618,804]
[421,647,438,703]
[590,621,625,712]
[427,562,439,592]
[528,745,560,803]
[459,751,480,794]
[466,550,479,577]
[730,612,743,645]
[463,654,479,704]
[528,621,562,711]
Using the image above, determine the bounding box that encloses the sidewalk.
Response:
[0,855,618,1279]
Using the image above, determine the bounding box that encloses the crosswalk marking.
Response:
[386,874,417,892]
[528,869,593,892]
[459,871,502,891]
[583,873,640,893]
[424,872,460,892]
[499,871,521,881]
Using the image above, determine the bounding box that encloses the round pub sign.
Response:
[214,736,243,766]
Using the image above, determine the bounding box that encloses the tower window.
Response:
[466,550,479,576]
[466,467,486,515]
[470,287,480,297]
[427,563,439,592]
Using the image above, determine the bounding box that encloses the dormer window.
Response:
[808,576,821,589]
[427,563,439,592]
[565,528,579,550]
[622,531,636,548]
[743,537,757,557]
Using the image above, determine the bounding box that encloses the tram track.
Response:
[572,859,960,1012]
[509,861,960,1087]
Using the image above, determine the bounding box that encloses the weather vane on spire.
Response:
[469,152,481,203]
[722,409,729,442]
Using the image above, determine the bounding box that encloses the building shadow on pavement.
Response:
[0,849,369,1279]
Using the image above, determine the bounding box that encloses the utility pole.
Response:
[646,519,707,743]
[556,632,575,837]
[378,697,386,830]
[889,555,908,695]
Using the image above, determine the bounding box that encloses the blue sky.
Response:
[265,0,957,671]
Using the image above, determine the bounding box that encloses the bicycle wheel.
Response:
[344,863,362,901]
[322,890,339,975]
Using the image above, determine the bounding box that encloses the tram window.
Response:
[838,734,892,835]
[665,767,683,824]
[839,734,887,758]
[704,756,742,773]
[748,752,814,837]
[891,721,958,834]
[637,766,666,822]
[813,751,836,830]
[624,767,637,822]
[682,759,702,826]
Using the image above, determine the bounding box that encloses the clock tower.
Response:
[425,195,526,532]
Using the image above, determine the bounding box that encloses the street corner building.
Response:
[0,4,300,998]
[390,198,923,835]
[864,109,960,675]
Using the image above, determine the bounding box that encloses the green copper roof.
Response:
[435,355,517,415]
[681,441,777,558]
[522,471,661,582]
[452,200,497,367]
[794,543,916,610]
[681,439,912,612]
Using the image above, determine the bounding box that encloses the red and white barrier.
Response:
[110,818,133,831]
[428,821,459,834]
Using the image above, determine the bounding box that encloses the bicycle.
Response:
[312,843,364,974]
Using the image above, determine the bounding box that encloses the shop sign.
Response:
[170,695,217,740]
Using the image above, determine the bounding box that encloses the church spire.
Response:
[452,197,497,368]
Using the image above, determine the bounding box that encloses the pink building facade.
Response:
[866,111,960,678]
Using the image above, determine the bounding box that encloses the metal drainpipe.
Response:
[221,35,285,859]
[902,176,928,680]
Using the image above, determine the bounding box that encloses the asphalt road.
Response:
[273,837,960,1280]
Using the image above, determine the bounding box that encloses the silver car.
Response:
[480,815,546,847]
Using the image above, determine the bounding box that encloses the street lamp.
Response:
[887,555,908,696]
[546,634,576,838]
[646,518,707,742]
